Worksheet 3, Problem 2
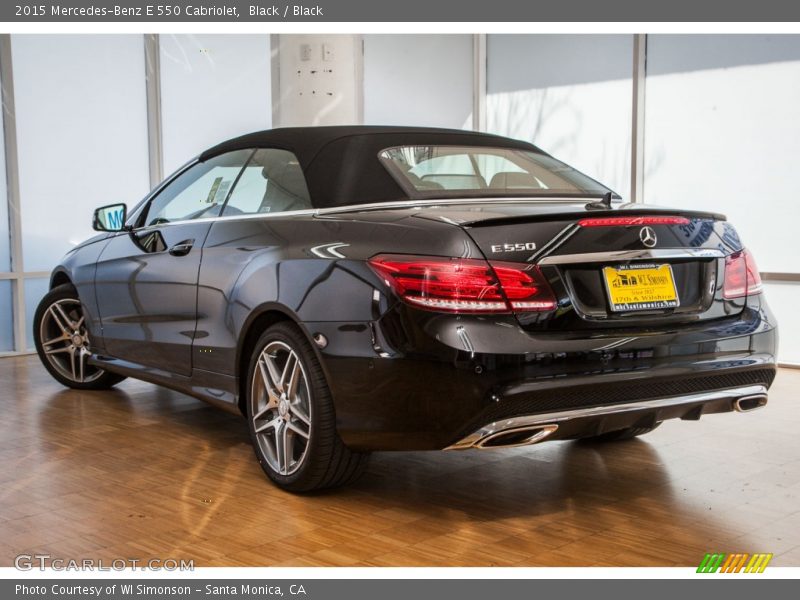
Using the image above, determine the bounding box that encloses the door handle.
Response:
[168,239,195,257]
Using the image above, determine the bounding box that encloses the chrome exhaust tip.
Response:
[474,424,559,449]
[734,394,768,413]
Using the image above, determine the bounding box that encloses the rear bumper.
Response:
[446,384,769,450]
[303,296,778,451]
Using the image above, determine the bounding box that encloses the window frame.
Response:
[220,147,312,218]
[128,147,315,230]
[132,149,256,230]
[378,145,620,201]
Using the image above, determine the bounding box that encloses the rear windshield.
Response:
[379,145,614,199]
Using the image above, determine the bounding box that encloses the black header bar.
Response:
[4,0,800,22]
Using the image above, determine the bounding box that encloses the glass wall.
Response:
[487,35,633,196]
[22,278,48,350]
[0,281,13,352]
[644,35,800,273]
[0,34,274,354]
[0,84,9,273]
[644,35,800,362]
[160,34,272,174]
[1,34,798,363]
[1,45,14,352]
[363,35,474,129]
[12,35,151,274]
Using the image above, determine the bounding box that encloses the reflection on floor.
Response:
[0,355,798,567]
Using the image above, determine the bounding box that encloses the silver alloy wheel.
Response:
[250,340,312,476]
[39,298,103,384]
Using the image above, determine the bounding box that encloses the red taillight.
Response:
[489,261,557,311]
[577,216,690,227]
[368,254,556,314]
[723,248,763,299]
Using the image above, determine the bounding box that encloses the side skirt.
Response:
[89,354,241,415]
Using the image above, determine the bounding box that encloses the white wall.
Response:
[763,282,800,364]
[644,35,800,273]
[160,34,272,174]
[0,75,8,273]
[487,35,633,196]
[0,65,11,351]
[363,34,473,129]
[644,35,800,363]
[12,35,151,273]
[0,281,11,351]
[276,34,361,127]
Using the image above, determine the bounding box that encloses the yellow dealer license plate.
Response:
[602,264,679,312]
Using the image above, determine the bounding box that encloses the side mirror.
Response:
[93,203,127,232]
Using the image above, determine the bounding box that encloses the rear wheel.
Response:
[245,322,369,492]
[580,422,662,442]
[34,283,126,390]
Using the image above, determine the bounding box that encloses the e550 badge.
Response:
[490,242,537,253]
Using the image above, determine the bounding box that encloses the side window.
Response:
[142,150,253,227]
[223,149,311,216]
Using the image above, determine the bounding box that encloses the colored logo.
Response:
[106,208,125,230]
[697,552,773,573]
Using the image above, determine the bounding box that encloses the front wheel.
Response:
[245,322,369,492]
[33,283,126,390]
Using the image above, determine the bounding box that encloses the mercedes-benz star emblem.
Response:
[639,226,657,248]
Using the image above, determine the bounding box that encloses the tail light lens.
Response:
[368,254,556,314]
[577,216,690,227]
[723,248,763,299]
[489,261,557,311]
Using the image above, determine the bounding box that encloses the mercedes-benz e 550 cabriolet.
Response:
[34,126,778,491]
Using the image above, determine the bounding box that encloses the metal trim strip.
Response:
[445,384,767,450]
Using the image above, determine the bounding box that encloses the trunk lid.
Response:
[408,200,745,331]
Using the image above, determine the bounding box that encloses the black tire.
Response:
[245,321,369,492]
[33,283,126,390]
[581,422,662,443]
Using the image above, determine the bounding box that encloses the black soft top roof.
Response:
[199,126,542,209]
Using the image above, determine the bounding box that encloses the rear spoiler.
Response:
[460,207,727,228]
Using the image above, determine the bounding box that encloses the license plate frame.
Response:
[602,263,680,312]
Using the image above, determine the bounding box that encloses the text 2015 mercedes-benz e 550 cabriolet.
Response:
[35,126,778,492]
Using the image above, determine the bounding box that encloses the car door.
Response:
[93,149,254,375]
[193,147,314,375]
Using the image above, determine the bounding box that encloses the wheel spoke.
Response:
[45,346,71,356]
[254,415,282,434]
[78,348,87,382]
[48,307,71,336]
[252,402,276,422]
[282,424,293,474]
[279,352,297,393]
[291,403,310,427]
[257,358,280,404]
[286,355,302,401]
[273,421,287,474]
[42,334,69,348]
[262,352,284,394]
[286,419,309,440]
[68,347,77,380]
[54,303,76,331]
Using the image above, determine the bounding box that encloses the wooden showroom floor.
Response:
[1,355,799,567]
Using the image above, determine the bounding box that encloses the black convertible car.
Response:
[35,126,777,491]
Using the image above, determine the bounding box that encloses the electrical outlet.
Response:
[300,44,313,61]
